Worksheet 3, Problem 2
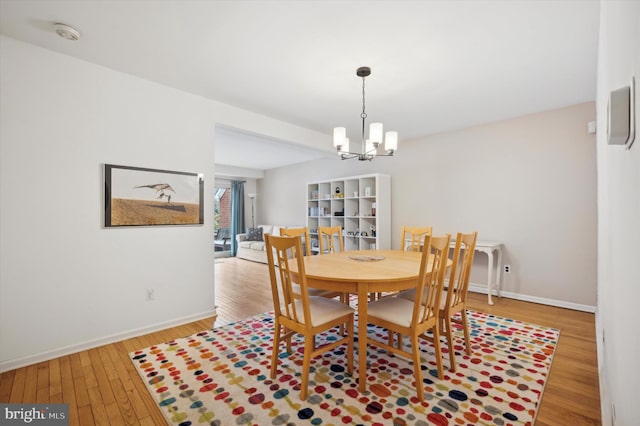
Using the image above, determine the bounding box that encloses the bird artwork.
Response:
[134,183,175,203]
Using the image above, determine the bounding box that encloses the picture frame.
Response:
[104,164,204,227]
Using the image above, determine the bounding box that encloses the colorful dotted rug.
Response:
[130,309,558,425]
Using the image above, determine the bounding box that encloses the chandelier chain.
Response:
[361,76,367,120]
[361,76,367,143]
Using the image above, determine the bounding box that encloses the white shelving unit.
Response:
[306,174,390,253]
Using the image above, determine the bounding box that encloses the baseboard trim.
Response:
[0,309,216,373]
[468,283,596,313]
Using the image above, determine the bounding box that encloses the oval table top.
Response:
[296,249,423,283]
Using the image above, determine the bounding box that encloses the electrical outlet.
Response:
[146,288,155,301]
[504,265,511,273]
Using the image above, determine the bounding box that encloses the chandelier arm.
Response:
[340,152,360,160]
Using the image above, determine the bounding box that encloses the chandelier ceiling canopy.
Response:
[333,66,398,161]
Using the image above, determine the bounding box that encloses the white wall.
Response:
[261,102,597,309]
[0,36,327,371]
[595,1,640,425]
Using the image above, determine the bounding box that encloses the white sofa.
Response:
[235,225,287,264]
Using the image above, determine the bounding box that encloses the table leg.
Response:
[487,250,494,305]
[358,285,368,393]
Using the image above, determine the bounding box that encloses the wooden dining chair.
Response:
[317,226,350,325]
[365,234,451,401]
[371,225,431,301]
[281,227,343,301]
[281,227,312,257]
[318,226,344,254]
[265,233,354,401]
[438,231,477,372]
[400,226,432,251]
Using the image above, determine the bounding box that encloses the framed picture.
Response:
[104,164,204,227]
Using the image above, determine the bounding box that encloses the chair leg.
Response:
[346,316,354,375]
[432,324,444,380]
[286,338,292,354]
[410,333,424,401]
[339,293,349,336]
[461,308,472,355]
[285,326,292,354]
[270,323,282,379]
[444,315,456,372]
[388,331,404,352]
[369,292,381,302]
[300,336,314,400]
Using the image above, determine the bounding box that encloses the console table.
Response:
[450,240,503,305]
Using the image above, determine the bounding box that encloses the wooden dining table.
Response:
[289,249,434,393]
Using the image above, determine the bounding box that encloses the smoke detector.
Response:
[54,23,80,41]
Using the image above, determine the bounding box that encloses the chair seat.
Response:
[399,288,455,311]
[292,283,337,299]
[289,296,354,327]
[367,296,416,328]
[397,288,418,303]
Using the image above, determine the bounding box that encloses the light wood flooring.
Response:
[0,257,601,425]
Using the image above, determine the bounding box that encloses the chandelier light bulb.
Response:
[333,127,346,148]
[385,131,398,152]
[340,138,350,154]
[365,139,377,156]
[370,123,383,146]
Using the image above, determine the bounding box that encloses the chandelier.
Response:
[333,66,398,161]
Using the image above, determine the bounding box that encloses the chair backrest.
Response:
[318,226,344,254]
[443,232,478,310]
[265,233,311,326]
[400,226,432,252]
[281,227,312,257]
[412,234,451,330]
[215,227,231,239]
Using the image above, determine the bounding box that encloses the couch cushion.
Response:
[238,241,254,249]
[249,241,266,251]
[246,227,263,241]
[259,225,273,235]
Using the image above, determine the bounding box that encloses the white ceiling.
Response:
[215,125,334,170]
[0,0,600,171]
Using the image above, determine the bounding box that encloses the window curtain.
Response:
[230,180,245,256]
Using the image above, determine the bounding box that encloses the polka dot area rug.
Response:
[130,309,558,426]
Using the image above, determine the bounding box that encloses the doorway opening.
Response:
[214,186,232,258]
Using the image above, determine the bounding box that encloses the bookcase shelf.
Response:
[306,173,390,252]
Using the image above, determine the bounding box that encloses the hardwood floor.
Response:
[0,257,601,425]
